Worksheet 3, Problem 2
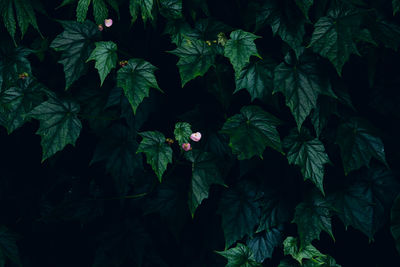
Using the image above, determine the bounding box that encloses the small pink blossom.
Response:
[190,132,202,142]
[98,24,104,31]
[104,19,113,27]
[182,143,192,151]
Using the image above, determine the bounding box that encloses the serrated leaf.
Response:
[309,6,363,75]
[224,30,260,76]
[173,121,192,145]
[116,58,160,114]
[91,124,143,195]
[0,77,45,133]
[292,193,334,248]
[336,117,388,175]
[0,43,31,90]
[76,0,91,22]
[0,226,21,267]
[332,167,400,239]
[391,194,400,255]
[247,228,283,262]
[184,150,224,217]
[169,38,216,87]
[234,59,275,101]
[221,105,282,160]
[283,128,330,194]
[283,236,324,264]
[129,0,154,23]
[50,20,100,89]
[159,0,182,19]
[216,243,261,267]
[93,0,108,25]
[218,183,260,248]
[11,0,41,39]
[1,0,16,41]
[273,52,335,130]
[137,131,172,181]
[29,96,82,162]
[87,41,117,86]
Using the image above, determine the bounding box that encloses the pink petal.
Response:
[104,19,113,27]
[190,132,202,142]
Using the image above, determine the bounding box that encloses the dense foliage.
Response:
[1,0,400,266]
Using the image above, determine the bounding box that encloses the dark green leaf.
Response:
[283,236,324,264]
[0,43,31,90]
[87,41,118,86]
[0,226,21,267]
[116,58,160,114]
[336,117,388,174]
[93,0,108,25]
[296,0,313,21]
[76,0,91,22]
[137,131,172,181]
[247,228,283,262]
[221,105,282,160]
[50,20,100,89]
[174,122,192,145]
[393,0,400,15]
[129,0,154,23]
[29,96,82,162]
[184,150,224,217]
[283,128,330,194]
[216,243,261,267]
[224,30,260,76]
[159,0,182,19]
[169,38,216,86]
[218,183,260,248]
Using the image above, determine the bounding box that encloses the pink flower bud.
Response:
[190,132,202,142]
[104,19,113,27]
[182,143,192,151]
[98,24,104,31]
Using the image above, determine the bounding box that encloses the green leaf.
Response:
[159,0,182,19]
[174,122,192,145]
[87,41,117,86]
[309,6,363,75]
[184,150,225,217]
[221,105,282,160]
[0,42,31,90]
[1,0,16,41]
[92,0,108,25]
[169,38,216,87]
[137,131,172,181]
[50,20,100,89]
[283,236,324,264]
[0,77,45,133]
[0,226,21,267]
[234,59,275,101]
[295,0,314,21]
[393,0,400,15]
[391,194,400,255]
[129,0,154,23]
[76,0,91,22]
[332,167,400,239]
[218,183,260,248]
[336,117,388,175]
[216,243,261,267]
[292,193,334,248]
[273,52,335,130]
[283,128,330,194]
[369,20,400,51]
[247,228,283,262]
[254,0,305,55]
[310,96,337,137]
[91,124,143,195]
[224,30,260,76]
[29,96,82,162]
[116,58,160,114]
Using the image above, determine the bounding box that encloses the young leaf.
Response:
[169,39,216,87]
[87,41,118,86]
[50,20,100,89]
[129,0,154,23]
[116,58,160,114]
[391,194,400,255]
[0,226,22,267]
[283,236,324,264]
[309,6,363,75]
[137,131,172,181]
[273,52,335,131]
[247,228,283,262]
[224,30,261,76]
[29,96,82,162]
[174,122,192,145]
[292,193,334,249]
[216,243,261,267]
[283,128,330,194]
[221,105,283,160]
[0,77,45,134]
[336,117,388,175]
[234,60,276,101]
[184,150,224,217]
[218,183,260,248]
[332,167,400,239]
